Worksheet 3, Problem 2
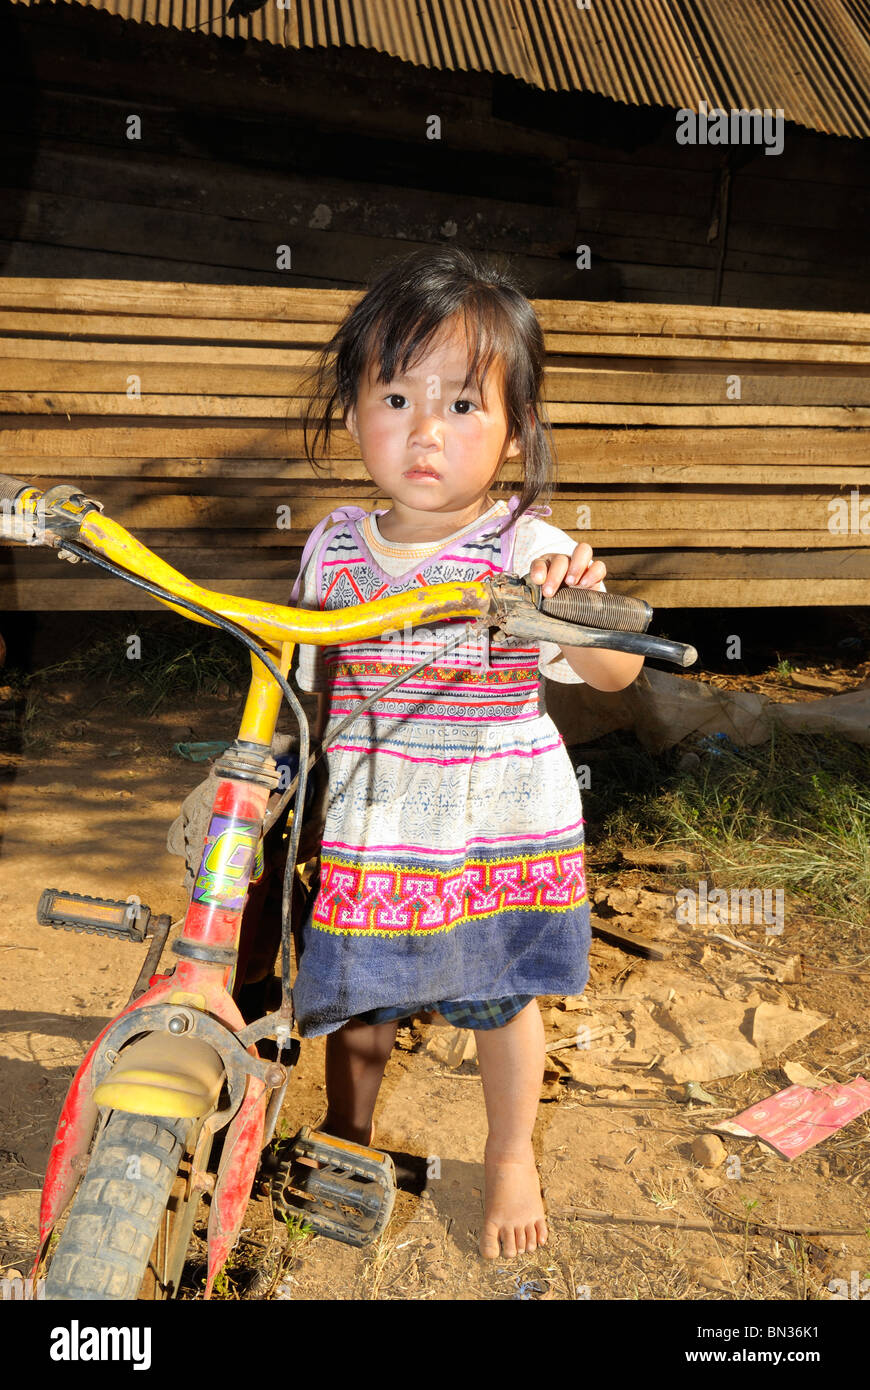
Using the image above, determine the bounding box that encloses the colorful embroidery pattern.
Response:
[324,636,543,721]
[312,844,588,936]
[329,659,538,685]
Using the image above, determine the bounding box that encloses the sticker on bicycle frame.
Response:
[250,837,265,886]
[193,814,261,911]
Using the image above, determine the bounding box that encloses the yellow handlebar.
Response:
[0,478,497,749]
[79,512,490,648]
[1,476,697,698]
[1,477,490,651]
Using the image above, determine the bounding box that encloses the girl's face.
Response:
[345,318,520,522]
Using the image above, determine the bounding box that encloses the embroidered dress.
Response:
[288,496,594,1038]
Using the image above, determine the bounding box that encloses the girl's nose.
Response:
[409,413,444,445]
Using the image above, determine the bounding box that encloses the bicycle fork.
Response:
[34,744,292,1298]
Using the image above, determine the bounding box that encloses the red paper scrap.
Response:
[713,1076,870,1159]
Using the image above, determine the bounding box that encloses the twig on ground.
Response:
[554,1204,866,1238]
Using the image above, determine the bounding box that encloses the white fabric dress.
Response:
[288,495,596,1038]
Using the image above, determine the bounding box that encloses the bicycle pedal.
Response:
[271,1126,397,1247]
[37,888,153,941]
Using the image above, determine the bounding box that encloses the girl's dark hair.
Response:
[297,246,557,539]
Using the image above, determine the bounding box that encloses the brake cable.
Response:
[53,540,312,1030]
[261,621,475,834]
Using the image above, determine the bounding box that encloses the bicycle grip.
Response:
[0,474,29,504]
[536,583,652,633]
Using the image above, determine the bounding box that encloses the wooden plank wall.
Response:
[1,279,868,610]
[1,3,868,310]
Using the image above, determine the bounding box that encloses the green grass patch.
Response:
[577,726,870,930]
[17,617,249,716]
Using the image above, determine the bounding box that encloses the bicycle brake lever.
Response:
[484,574,698,669]
[0,485,105,552]
[41,485,104,546]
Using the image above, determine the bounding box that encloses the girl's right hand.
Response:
[527,545,607,597]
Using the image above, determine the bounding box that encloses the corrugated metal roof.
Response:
[12,0,870,137]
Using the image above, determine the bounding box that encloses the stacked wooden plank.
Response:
[5,10,869,312]
[0,279,869,609]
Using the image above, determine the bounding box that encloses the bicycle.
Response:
[0,473,697,1300]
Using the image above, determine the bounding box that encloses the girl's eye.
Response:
[383,394,478,413]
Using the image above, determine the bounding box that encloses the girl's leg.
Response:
[474,998,547,1258]
[322,1017,400,1145]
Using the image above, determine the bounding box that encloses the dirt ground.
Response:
[0,666,868,1302]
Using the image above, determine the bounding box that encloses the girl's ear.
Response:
[505,412,531,460]
[345,403,359,442]
[508,404,536,456]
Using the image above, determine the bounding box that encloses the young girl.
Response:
[289,247,644,1260]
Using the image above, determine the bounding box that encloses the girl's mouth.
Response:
[404,468,441,480]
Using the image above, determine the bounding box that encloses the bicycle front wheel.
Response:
[44,1110,202,1300]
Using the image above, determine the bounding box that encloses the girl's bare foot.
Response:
[479,1141,548,1259]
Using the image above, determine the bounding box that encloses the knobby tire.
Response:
[44,1110,201,1300]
